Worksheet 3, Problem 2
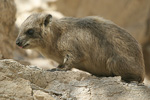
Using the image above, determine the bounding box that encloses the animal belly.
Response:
[74,62,112,76]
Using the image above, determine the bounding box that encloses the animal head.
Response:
[16,13,52,49]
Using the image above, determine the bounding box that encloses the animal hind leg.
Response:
[107,57,144,83]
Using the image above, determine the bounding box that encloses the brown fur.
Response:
[16,13,145,83]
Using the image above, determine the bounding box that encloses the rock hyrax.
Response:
[16,13,145,83]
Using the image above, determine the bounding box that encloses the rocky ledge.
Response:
[0,59,150,100]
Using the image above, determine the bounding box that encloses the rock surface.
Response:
[0,0,17,59]
[0,0,27,60]
[0,59,150,100]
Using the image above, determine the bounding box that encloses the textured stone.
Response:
[0,0,17,59]
[0,0,27,60]
[0,59,150,100]
[33,90,55,100]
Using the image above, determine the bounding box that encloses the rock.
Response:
[33,90,55,100]
[143,43,150,80]
[0,0,17,59]
[0,0,27,60]
[0,59,150,100]
[0,77,33,100]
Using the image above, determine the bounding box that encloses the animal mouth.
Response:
[22,44,29,48]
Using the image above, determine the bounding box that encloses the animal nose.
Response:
[16,39,22,47]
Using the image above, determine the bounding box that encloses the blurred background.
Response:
[0,0,150,81]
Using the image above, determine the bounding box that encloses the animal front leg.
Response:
[57,53,74,71]
[49,53,75,72]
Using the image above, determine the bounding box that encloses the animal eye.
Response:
[26,29,34,35]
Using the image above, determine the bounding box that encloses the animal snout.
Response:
[16,38,22,47]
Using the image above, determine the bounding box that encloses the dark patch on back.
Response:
[75,18,105,40]
[75,18,115,57]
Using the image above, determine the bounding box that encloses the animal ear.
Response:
[44,14,52,26]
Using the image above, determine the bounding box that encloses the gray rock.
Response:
[0,59,150,100]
